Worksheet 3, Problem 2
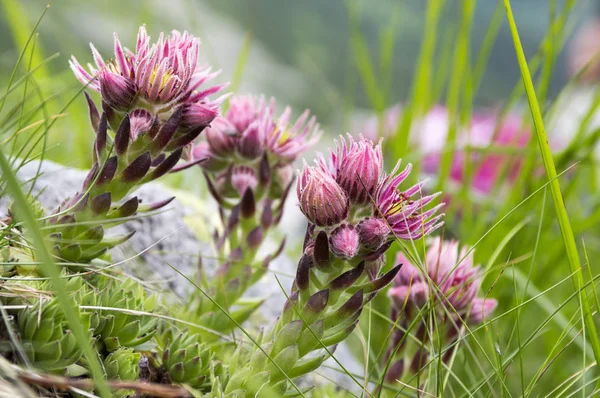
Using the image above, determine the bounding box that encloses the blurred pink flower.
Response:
[390,237,497,324]
[359,104,530,195]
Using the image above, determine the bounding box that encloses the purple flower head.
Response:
[390,237,497,324]
[375,163,444,240]
[297,135,442,249]
[297,161,349,226]
[70,26,224,129]
[199,95,319,162]
[330,224,360,259]
[333,135,383,204]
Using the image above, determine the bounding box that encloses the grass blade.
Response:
[502,0,600,372]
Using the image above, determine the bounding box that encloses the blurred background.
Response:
[0,0,597,168]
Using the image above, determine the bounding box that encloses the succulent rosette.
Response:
[17,298,93,373]
[384,237,497,383]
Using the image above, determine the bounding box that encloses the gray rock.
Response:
[0,159,363,392]
[0,160,202,296]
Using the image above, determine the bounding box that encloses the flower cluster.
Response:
[70,26,225,131]
[417,107,530,195]
[190,95,320,199]
[42,27,226,266]
[384,237,497,382]
[0,22,510,398]
[360,105,531,196]
[179,95,320,339]
[298,135,444,253]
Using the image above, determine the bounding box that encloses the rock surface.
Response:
[0,159,363,390]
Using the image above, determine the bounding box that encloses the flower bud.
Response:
[129,109,154,140]
[98,70,136,111]
[335,136,383,203]
[330,225,359,260]
[238,120,265,159]
[182,103,219,130]
[205,117,237,157]
[297,162,349,226]
[358,217,390,251]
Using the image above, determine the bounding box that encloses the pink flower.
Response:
[267,107,321,164]
[69,26,224,130]
[390,237,497,324]
[417,107,530,195]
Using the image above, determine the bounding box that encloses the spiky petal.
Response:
[375,162,444,240]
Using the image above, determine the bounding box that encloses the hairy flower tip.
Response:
[358,217,390,251]
[267,107,321,164]
[333,135,383,203]
[375,162,444,240]
[392,237,495,323]
[297,161,349,226]
[69,26,224,123]
[330,225,360,259]
[129,109,154,139]
[231,166,258,197]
